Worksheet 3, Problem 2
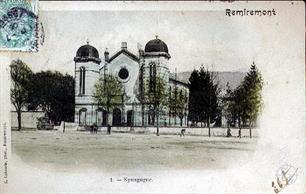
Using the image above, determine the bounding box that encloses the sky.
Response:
[11,9,261,75]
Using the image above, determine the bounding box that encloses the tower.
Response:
[142,36,171,126]
[74,42,101,126]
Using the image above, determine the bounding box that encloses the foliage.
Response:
[143,76,168,107]
[188,66,220,132]
[27,71,75,123]
[169,86,188,119]
[221,82,235,127]
[143,75,168,135]
[240,62,263,127]
[10,59,33,130]
[188,70,201,123]
[93,74,124,112]
[226,62,263,131]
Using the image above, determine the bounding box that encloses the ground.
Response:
[11,130,257,173]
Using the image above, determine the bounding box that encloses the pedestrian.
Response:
[63,121,65,133]
[226,128,232,137]
[90,125,94,134]
[180,129,186,137]
[93,123,98,134]
[107,124,111,135]
[238,128,241,138]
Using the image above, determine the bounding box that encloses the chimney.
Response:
[121,42,127,50]
[104,48,109,62]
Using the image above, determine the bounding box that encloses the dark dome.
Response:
[145,38,168,53]
[74,44,101,64]
[76,44,99,58]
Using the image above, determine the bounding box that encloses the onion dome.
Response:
[74,43,101,64]
[144,36,170,59]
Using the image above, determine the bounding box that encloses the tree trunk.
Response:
[168,112,171,127]
[156,106,159,136]
[208,117,211,137]
[17,110,21,131]
[249,121,252,138]
[141,105,144,127]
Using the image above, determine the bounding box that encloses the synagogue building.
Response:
[74,37,189,127]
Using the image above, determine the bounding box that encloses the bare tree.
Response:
[10,59,33,130]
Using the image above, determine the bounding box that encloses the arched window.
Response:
[127,110,134,127]
[79,67,86,95]
[96,108,103,126]
[79,108,87,126]
[149,63,156,92]
[148,108,155,125]
[185,90,188,103]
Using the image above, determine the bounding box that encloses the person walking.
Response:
[107,124,111,135]
[226,128,232,137]
[93,123,98,134]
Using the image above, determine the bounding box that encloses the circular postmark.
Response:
[39,22,45,46]
[0,6,37,50]
[275,164,299,185]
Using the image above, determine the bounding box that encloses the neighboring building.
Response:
[74,37,189,127]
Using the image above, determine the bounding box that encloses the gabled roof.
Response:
[108,49,139,63]
[169,77,190,88]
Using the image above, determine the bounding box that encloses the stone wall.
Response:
[11,111,45,129]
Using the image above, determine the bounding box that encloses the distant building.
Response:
[74,37,189,127]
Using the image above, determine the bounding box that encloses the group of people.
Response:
[89,123,112,135]
[89,123,98,134]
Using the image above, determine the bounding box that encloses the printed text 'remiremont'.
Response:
[226,9,276,17]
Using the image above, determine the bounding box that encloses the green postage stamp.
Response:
[0,0,38,51]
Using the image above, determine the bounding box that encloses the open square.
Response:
[12,130,257,172]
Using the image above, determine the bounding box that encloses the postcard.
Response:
[0,1,305,194]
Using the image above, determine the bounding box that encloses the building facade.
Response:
[74,37,189,128]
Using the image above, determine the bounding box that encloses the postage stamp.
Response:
[0,0,38,52]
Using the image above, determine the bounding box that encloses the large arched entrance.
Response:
[112,108,121,126]
[127,110,133,126]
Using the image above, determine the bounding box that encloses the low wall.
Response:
[93,126,259,137]
[11,111,45,129]
[55,122,78,131]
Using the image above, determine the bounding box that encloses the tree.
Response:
[51,73,75,122]
[229,62,263,138]
[221,82,235,129]
[198,67,220,136]
[188,67,220,136]
[94,74,124,125]
[241,63,263,138]
[10,59,33,130]
[27,71,75,124]
[143,76,168,136]
[169,87,188,126]
[188,70,201,125]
